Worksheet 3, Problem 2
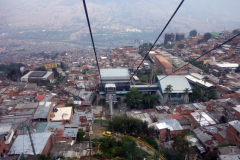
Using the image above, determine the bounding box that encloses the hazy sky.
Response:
[0,0,240,46]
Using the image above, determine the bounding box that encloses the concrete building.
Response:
[156,119,183,141]
[164,33,175,44]
[175,33,185,41]
[44,62,57,70]
[8,132,52,156]
[185,73,214,88]
[32,101,54,122]
[49,107,73,124]
[155,55,174,75]
[189,111,216,128]
[157,75,192,104]
[55,127,78,143]
[21,71,54,83]
[226,120,240,147]
[216,62,238,73]
[100,68,130,94]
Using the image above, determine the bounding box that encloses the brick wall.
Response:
[176,107,194,115]
[235,111,240,120]
[159,128,167,140]
[54,136,73,142]
[0,135,5,157]
[226,125,240,147]
[41,135,53,156]
[188,115,200,128]
[213,133,225,143]
[47,72,54,81]
[47,103,54,121]
[170,130,183,139]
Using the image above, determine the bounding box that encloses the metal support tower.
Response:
[105,84,116,120]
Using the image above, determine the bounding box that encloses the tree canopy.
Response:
[177,44,184,49]
[232,29,240,35]
[203,32,212,40]
[77,130,85,142]
[124,88,159,109]
[189,85,218,102]
[124,88,143,109]
[120,136,137,158]
[99,137,117,159]
[189,30,197,37]
[98,136,148,159]
[108,116,154,137]
[34,66,47,71]
[52,68,60,78]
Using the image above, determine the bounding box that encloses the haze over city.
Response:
[1,0,240,159]
[0,0,240,48]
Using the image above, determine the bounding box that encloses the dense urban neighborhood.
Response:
[0,29,240,160]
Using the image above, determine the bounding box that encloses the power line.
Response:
[157,33,240,82]
[82,0,103,90]
[119,0,185,93]
[134,32,240,93]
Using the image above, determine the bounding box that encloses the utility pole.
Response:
[26,125,38,160]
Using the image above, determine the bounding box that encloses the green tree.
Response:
[177,44,184,49]
[143,94,160,109]
[23,70,30,75]
[124,88,143,109]
[120,136,137,159]
[232,29,240,34]
[6,69,22,81]
[183,88,190,103]
[164,84,173,102]
[162,148,184,160]
[77,130,85,142]
[60,62,65,70]
[202,76,210,84]
[52,68,60,78]
[65,102,77,111]
[99,98,106,105]
[99,137,117,159]
[147,137,158,150]
[109,116,154,137]
[34,66,47,71]
[203,32,212,40]
[174,136,191,154]
[38,155,51,160]
[189,30,197,37]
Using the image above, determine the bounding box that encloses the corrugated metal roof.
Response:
[8,109,35,116]
[186,135,206,153]
[190,111,216,126]
[33,106,50,119]
[8,132,51,155]
[219,155,240,160]
[35,122,49,133]
[15,103,38,109]
[193,128,219,151]
[185,75,213,88]
[62,128,78,137]
[100,68,130,80]
[156,119,183,131]
[0,115,32,124]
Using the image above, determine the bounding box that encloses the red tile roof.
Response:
[37,94,45,101]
